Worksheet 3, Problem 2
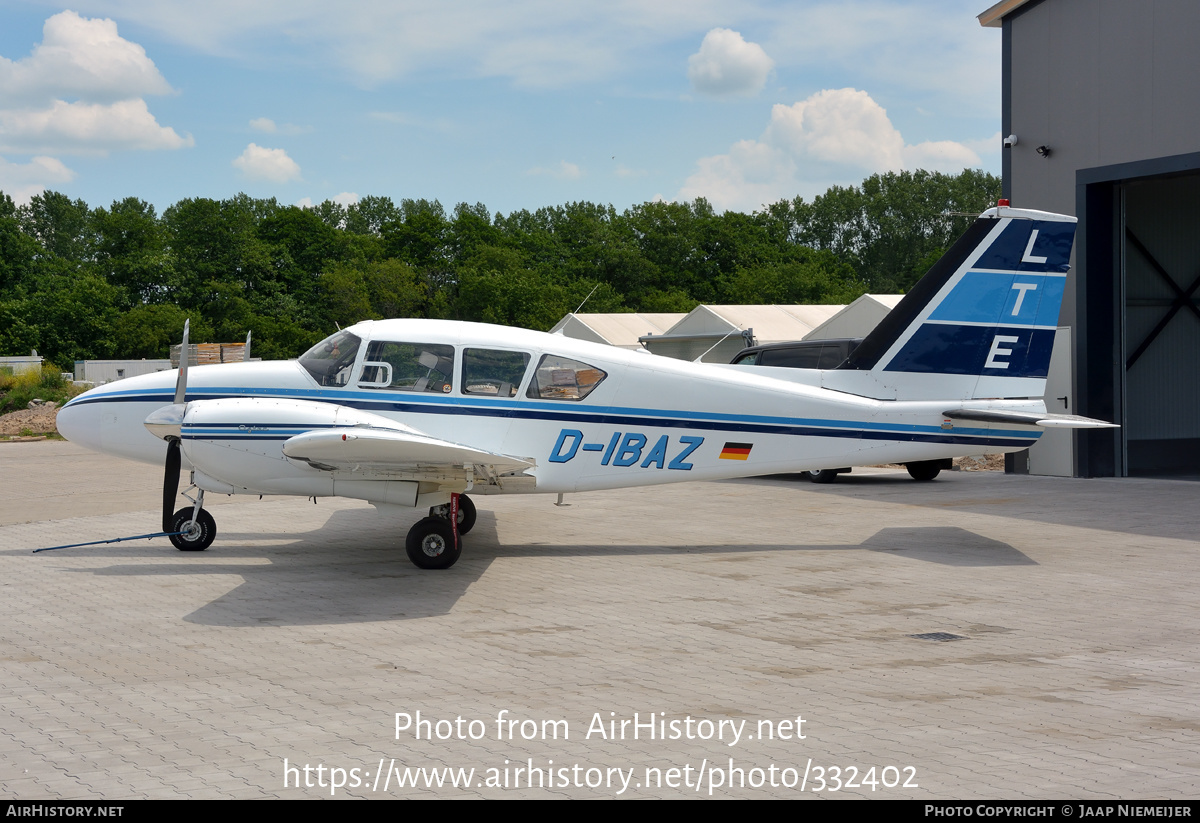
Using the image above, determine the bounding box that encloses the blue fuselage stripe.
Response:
[76,387,1040,446]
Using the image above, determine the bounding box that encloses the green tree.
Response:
[0,192,39,294]
[92,197,174,307]
[788,169,1001,291]
[345,195,399,236]
[112,304,211,359]
[18,191,93,261]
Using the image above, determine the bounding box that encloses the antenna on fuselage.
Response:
[244,330,251,362]
[694,325,752,364]
[572,283,601,315]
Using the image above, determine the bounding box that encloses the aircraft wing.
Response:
[943,409,1118,429]
[281,426,535,475]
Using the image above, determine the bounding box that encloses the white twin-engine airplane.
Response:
[58,204,1114,569]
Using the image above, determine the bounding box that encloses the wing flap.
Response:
[282,426,535,472]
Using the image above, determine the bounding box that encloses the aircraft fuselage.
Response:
[58,319,1041,502]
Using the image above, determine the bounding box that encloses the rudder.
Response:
[835,205,1077,401]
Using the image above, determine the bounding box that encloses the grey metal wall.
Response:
[1009,0,1200,217]
[1004,0,1200,475]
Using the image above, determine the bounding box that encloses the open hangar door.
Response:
[1120,174,1200,475]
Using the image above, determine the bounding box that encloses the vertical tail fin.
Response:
[832,205,1077,401]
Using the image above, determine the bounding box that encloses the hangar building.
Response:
[981,0,1200,477]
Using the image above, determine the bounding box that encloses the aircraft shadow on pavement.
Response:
[48,509,1031,627]
[748,471,1198,542]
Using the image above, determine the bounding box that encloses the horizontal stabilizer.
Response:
[943,409,1118,429]
[282,426,535,472]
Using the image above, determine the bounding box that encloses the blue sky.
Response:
[0,1,1002,216]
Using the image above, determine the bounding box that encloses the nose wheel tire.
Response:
[405,516,462,569]
[429,494,476,535]
[169,507,216,551]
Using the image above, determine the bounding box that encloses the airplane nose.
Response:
[55,398,100,450]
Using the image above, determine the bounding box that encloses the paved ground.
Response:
[1,441,1197,799]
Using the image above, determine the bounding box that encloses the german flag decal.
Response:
[719,442,753,460]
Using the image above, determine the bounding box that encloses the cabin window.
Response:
[526,354,607,401]
[359,342,455,393]
[461,348,530,397]
[300,331,362,387]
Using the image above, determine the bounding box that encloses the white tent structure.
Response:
[638,304,846,362]
[549,313,686,350]
[803,295,903,341]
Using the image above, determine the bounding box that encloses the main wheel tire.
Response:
[405,516,462,569]
[168,507,216,551]
[906,461,942,481]
[429,494,477,535]
[806,468,841,484]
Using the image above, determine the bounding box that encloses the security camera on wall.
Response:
[1003,134,1018,148]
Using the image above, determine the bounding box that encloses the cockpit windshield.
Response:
[299,331,362,387]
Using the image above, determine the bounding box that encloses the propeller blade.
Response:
[174,319,190,405]
[244,330,251,362]
[162,438,181,532]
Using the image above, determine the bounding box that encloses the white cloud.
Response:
[0,11,173,104]
[0,155,75,204]
[527,160,582,180]
[298,192,358,208]
[678,140,795,213]
[765,89,903,171]
[250,117,311,135]
[687,28,773,98]
[0,99,193,154]
[762,2,1000,118]
[19,3,997,108]
[232,143,301,183]
[57,2,739,89]
[0,11,189,158]
[902,139,983,171]
[962,131,1004,159]
[679,87,984,212]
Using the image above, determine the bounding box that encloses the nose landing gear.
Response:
[169,486,215,551]
[169,506,216,551]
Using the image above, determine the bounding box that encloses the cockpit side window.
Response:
[299,331,362,387]
[360,341,455,393]
[526,354,607,401]
[461,348,531,397]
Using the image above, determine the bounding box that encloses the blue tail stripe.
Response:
[929,272,1065,327]
[884,325,1057,376]
[972,220,1075,272]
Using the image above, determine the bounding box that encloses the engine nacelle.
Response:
[181,397,420,505]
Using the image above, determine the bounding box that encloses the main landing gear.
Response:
[405,493,474,570]
[428,494,476,535]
